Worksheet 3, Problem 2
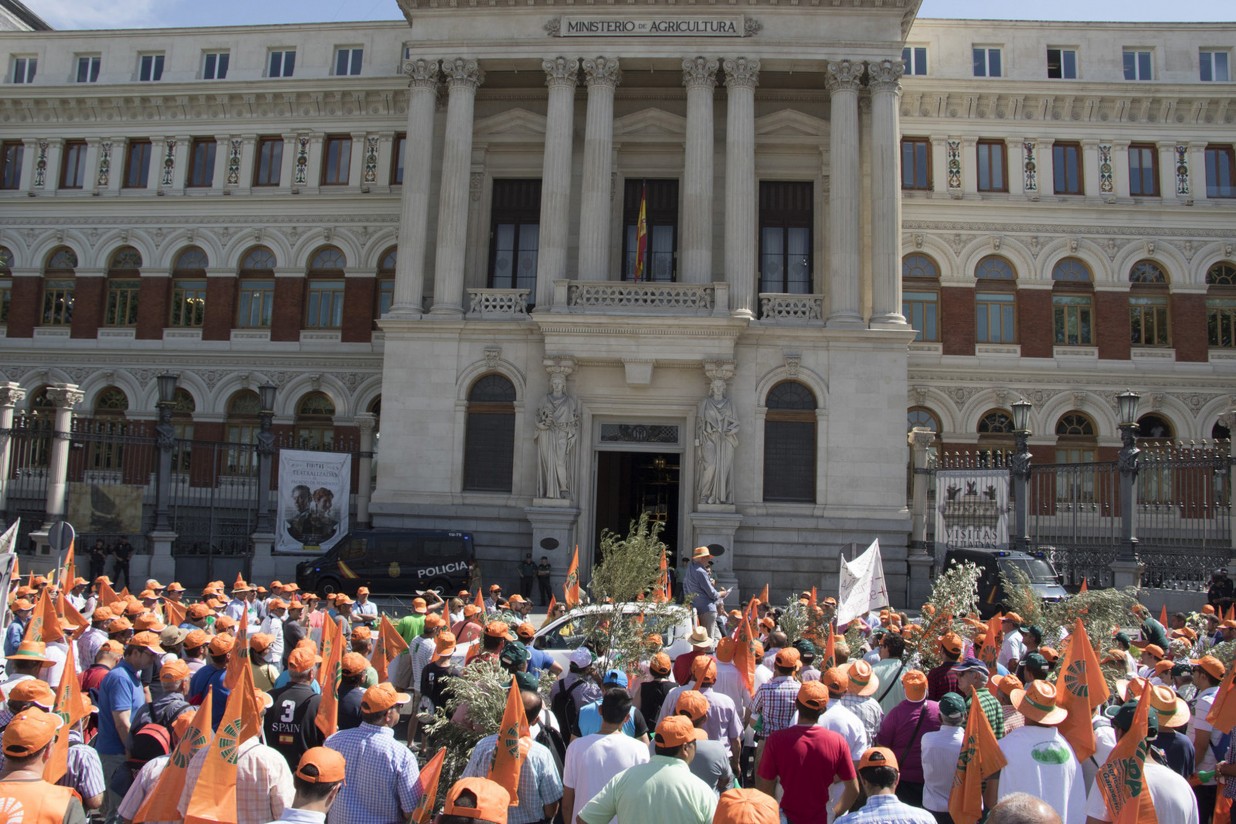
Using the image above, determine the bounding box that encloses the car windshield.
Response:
[999,557,1058,583]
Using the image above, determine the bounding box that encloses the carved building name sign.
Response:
[552,15,751,37]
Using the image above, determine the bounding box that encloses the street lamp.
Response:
[1117,390,1141,563]
[1010,399,1032,553]
[153,372,179,532]
[254,383,277,533]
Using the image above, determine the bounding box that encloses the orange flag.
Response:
[564,546,580,609]
[539,595,557,629]
[808,587,817,608]
[373,615,409,682]
[184,663,263,824]
[1207,655,1236,732]
[411,747,447,824]
[976,614,1002,672]
[653,550,670,604]
[23,586,64,644]
[224,605,250,691]
[734,611,757,697]
[316,606,343,738]
[55,591,88,642]
[820,622,836,672]
[758,583,769,606]
[59,541,76,592]
[488,676,531,805]
[1159,604,1169,627]
[43,651,87,783]
[1079,579,1089,594]
[164,598,187,628]
[949,685,1009,824]
[1055,619,1111,762]
[98,580,121,608]
[134,692,213,823]
[1095,691,1159,824]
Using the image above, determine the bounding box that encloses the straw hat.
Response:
[1009,679,1068,726]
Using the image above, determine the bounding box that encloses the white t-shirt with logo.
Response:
[996,725,1085,824]
[1190,685,1221,780]
[1084,760,1199,824]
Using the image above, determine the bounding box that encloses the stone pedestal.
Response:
[250,530,277,584]
[906,553,934,610]
[147,530,178,583]
[689,508,742,604]
[1110,558,1143,590]
[526,503,580,584]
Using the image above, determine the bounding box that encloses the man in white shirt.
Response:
[1188,654,1225,823]
[920,692,967,816]
[712,638,753,724]
[814,667,869,817]
[561,688,650,824]
[260,599,288,667]
[1000,614,1027,672]
[994,680,1085,823]
[840,660,885,744]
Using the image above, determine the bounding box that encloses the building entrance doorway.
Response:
[594,451,681,564]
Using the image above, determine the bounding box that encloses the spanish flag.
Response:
[633,182,648,282]
[564,546,580,609]
[184,663,264,824]
[134,693,212,823]
[949,685,1008,824]
[1056,619,1110,762]
[316,608,344,738]
[411,748,447,824]
[1095,693,1158,824]
[489,676,531,805]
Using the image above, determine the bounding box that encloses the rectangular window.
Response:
[1052,142,1083,195]
[59,141,87,189]
[1047,48,1078,79]
[376,279,394,318]
[76,55,100,84]
[268,50,296,78]
[622,178,679,282]
[306,280,345,328]
[391,133,406,185]
[976,292,1016,343]
[1123,49,1153,81]
[973,47,1002,78]
[1206,146,1235,199]
[487,179,541,293]
[1130,296,1170,346]
[169,279,206,327]
[322,136,351,186]
[1128,144,1158,196]
[901,137,931,190]
[0,279,10,323]
[187,138,216,188]
[202,51,230,80]
[903,291,939,342]
[1208,299,1236,348]
[758,181,813,295]
[104,280,140,327]
[12,56,36,84]
[902,46,927,76]
[1,142,23,190]
[42,280,74,325]
[977,140,1007,192]
[1201,50,1231,82]
[236,280,274,328]
[334,47,363,77]
[138,53,165,82]
[253,137,283,186]
[1053,294,1094,345]
[124,140,152,189]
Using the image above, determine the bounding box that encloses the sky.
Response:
[25,0,1235,30]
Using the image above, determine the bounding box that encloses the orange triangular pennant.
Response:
[758,583,769,606]
[43,651,85,783]
[164,597,187,629]
[1096,691,1159,824]
[23,586,64,645]
[134,691,213,822]
[977,614,1002,672]
[316,608,343,738]
[1207,656,1236,732]
[1079,578,1089,594]
[734,610,757,697]
[1056,619,1110,762]
[224,605,249,691]
[98,580,121,608]
[488,676,531,805]
[563,546,580,609]
[411,747,447,824]
[373,615,409,682]
[184,665,260,824]
[949,685,1009,824]
[539,595,557,629]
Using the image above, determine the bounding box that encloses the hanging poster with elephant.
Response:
[933,469,1009,565]
[276,450,351,553]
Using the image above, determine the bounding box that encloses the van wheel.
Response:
[426,578,450,596]
[319,577,342,595]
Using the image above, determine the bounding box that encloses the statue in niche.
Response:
[535,370,580,499]
[696,376,739,505]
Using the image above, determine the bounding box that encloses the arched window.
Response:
[171,388,195,472]
[42,246,77,326]
[1137,414,1175,503]
[0,245,11,323]
[463,375,516,493]
[1055,411,1097,502]
[376,247,396,320]
[975,256,1016,343]
[1213,418,1231,442]
[295,392,335,450]
[1129,260,1170,347]
[1136,414,1173,443]
[1206,261,1236,349]
[104,246,142,328]
[15,387,55,468]
[237,246,276,328]
[902,254,940,342]
[170,246,207,328]
[1051,257,1094,346]
[306,246,346,329]
[763,381,817,503]
[90,387,129,471]
[907,407,941,434]
[225,390,262,474]
[977,409,1015,459]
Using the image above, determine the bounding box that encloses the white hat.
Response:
[569,647,594,669]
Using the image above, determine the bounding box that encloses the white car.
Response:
[532,603,695,672]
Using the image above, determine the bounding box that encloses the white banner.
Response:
[836,539,888,627]
[0,519,19,645]
[934,469,1009,566]
[276,451,351,554]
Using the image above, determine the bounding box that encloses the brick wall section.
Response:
[6,277,39,337]
[135,277,169,340]
[1017,289,1054,358]
[340,278,375,343]
[1171,293,1209,362]
[1095,292,1131,360]
[941,287,975,356]
[70,277,104,339]
[202,278,236,342]
[271,279,304,342]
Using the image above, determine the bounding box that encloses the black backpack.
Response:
[551,678,586,738]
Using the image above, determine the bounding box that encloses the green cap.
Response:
[939,692,966,720]
[1114,631,1132,647]
[514,671,540,692]
[1104,700,1159,736]
[499,640,530,668]
[1021,652,1050,671]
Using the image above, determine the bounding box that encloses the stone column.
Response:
[0,384,26,513]
[825,60,864,327]
[682,57,718,285]
[42,384,82,529]
[1112,140,1132,200]
[431,58,484,315]
[577,57,621,281]
[535,57,580,308]
[867,59,906,327]
[390,60,440,318]
[723,57,759,318]
[355,413,376,528]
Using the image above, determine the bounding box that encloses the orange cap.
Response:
[91,606,113,623]
[425,613,447,629]
[208,634,236,656]
[675,690,709,722]
[1191,656,1226,681]
[443,777,511,824]
[214,614,236,631]
[1,708,62,757]
[796,680,830,712]
[342,652,370,677]
[296,747,347,784]
[716,637,736,664]
[940,632,963,656]
[288,646,322,673]
[463,604,482,618]
[128,631,166,656]
[713,788,780,824]
[654,715,707,748]
[431,632,457,663]
[134,613,166,632]
[485,621,515,640]
[822,667,849,694]
[183,629,210,650]
[858,747,900,771]
[250,633,274,654]
[516,622,535,641]
[107,616,133,634]
[8,679,56,710]
[774,648,801,670]
[360,683,410,713]
[902,670,928,703]
[351,626,372,642]
[188,603,213,620]
[98,640,124,657]
[691,656,718,686]
[160,659,191,682]
[412,598,428,614]
[649,652,672,676]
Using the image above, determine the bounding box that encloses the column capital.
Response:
[582,56,621,88]
[866,58,904,94]
[442,58,484,89]
[722,57,759,89]
[0,384,25,409]
[825,59,864,94]
[46,384,83,410]
[402,58,441,90]
[682,56,719,89]
[543,57,580,88]
[354,412,377,433]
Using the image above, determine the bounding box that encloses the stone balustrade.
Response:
[759,293,825,323]
[466,288,531,318]
[553,280,729,316]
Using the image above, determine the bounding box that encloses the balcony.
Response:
[552,280,729,317]
[759,293,824,325]
[466,288,530,319]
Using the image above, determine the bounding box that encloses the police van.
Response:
[294,529,474,596]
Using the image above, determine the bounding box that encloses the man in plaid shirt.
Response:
[754,647,804,738]
[953,656,1005,739]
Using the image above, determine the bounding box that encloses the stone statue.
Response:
[696,376,739,505]
[535,371,580,499]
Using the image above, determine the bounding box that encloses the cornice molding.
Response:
[903,220,1234,240]
[900,85,1235,126]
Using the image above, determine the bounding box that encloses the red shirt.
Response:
[758,724,856,824]
[673,651,714,686]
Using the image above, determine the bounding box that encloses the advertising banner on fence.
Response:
[67,484,144,535]
[934,469,1009,565]
[276,450,351,553]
